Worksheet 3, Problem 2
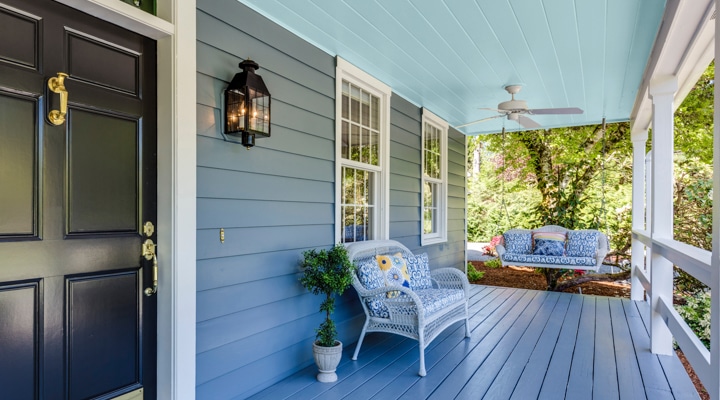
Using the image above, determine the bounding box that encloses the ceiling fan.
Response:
[457,85,583,129]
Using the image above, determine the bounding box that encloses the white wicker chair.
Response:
[345,239,471,377]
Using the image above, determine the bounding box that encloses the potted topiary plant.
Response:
[300,244,356,383]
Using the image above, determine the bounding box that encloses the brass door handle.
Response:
[142,239,158,296]
[48,72,69,126]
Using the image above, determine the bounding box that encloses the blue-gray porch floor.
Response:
[249,285,699,399]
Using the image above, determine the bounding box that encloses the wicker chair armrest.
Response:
[496,244,506,258]
[430,267,470,295]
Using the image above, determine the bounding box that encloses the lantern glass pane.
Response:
[247,88,270,136]
[226,89,245,134]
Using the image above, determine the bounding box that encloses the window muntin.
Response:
[422,109,448,244]
[336,58,390,244]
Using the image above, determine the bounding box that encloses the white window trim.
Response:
[421,108,448,245]
[335,57,391,243]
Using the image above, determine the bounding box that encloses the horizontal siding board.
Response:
[390,142,420,164]
[448,184,465,197]
[196,340,314,399]
[391,174,421,193]
[448,196,466,209]
[197,0,335,75]
[390,190,421,207]
[196,71,226,108]
[448,159,466,176]
[196,294,318,353]
[197,251,302,291]
[390,157,421,178]
[197,314,319,385]
[448,172,465,187]
[391,109,422,136]
[392,93,421,118]
[197,136,334,180]
[197,11,334,97]
[197,224,332,260]
[390,128,421,154]
[197,275,305,322]
[197,199,332,229]
[390,221,420,238]
[390,205,420,223]
[197,168,333,202]
[196,42,333,118]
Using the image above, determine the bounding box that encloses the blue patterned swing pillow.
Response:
[532,231,566,256]
[566,231,599,258]
[503,232,532,254]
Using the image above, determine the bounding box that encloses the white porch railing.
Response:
[631,231,714,391]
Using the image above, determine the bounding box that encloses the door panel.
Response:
[67,272,140,400]
[68,109,139,235]
[0,93,38,238]
[0,281,40,400]
[0,5,40,70]
[0,0,157,398]
[66,30,140,96]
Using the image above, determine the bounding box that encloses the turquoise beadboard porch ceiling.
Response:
[237,0,666,135]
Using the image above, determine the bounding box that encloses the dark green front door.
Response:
[0,0,157,398]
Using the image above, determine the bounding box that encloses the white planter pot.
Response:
[312,341,343,383]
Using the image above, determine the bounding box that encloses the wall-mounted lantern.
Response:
[224,59,271,148]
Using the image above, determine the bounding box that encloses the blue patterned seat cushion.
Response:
[503,232,532,254]
[405,253,432,290]
[502,253,596,267]
[566,231,599,258]
[365,288,464,318]
[357,260,385,290]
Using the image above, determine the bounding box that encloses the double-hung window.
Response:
[421,109,448,245]
[335,58,391,243]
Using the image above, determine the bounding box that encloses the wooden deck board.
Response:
[609,298,647,400]
[536,294,584,400]
[509,293,574,400]
[593,297,620,399]
[249,286,699,400]
[565,295,596,400]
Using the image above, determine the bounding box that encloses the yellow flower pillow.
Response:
[375,252,411,298]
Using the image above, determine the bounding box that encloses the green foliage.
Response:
[467,263,484,282]
[300,244,356,347]
[675,292,711,349]
[671,63,714,295]
[483,259,501,269]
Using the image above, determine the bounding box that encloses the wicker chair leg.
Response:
[352,319,370,361]
[418,335,426,377]
[465,307,471,337]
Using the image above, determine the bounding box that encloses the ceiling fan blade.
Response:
[527,107,584,115]
[455,114,504,129]
[518,115,541,129]
[479,107,502,112]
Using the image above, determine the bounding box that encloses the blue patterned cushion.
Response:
[502,253,596,267]
[357,260,385,290]
[504,232,532,254]
[405,253,432,290]
[365,296,390,318]
[391,289,465,317]
[533,238,565,256]
[567,231,599,258]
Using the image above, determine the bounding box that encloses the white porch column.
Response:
[648,76,677,356]
[630,131,648,301]
[710,5,720,398]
